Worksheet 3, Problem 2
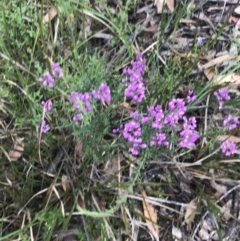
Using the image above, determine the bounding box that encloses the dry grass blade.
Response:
[204,68,215,81]
[185,198,197,231]
[142,190,159,241]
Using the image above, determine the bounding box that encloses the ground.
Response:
[1,0,240,240]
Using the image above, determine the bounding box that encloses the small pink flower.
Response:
[187,90,197,103]
[223,114,239,130]
[40,120,50,133]
[221,140,237,156]
[41,100,53,112]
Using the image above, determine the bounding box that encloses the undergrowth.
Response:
[0,0,240,240]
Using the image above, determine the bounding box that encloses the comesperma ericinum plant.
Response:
[38,53,239,158]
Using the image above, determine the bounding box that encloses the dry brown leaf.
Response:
[120,102,133,110]
[210,179,227,197]
[154,0,165,13]
[205,49,216,60]
[217,135,240,143]
[213,73,240,86]
[142,191,159,240]
[9,137,24,161]
[43,8,58,23]
[204,69,215,81]
[201,54,236,69]
[185,198,197,231]
[166,0,174,12]
[176,38,188,48]
[61,175,69,192]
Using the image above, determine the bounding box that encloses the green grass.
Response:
[1,0,240,240]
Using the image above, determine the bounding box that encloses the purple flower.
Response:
[69,92,92,113]
[41,100,53,112]
[130,111,150,124]
[183,116,197,130]
[221,140,237,156]
[73,113,83,123]
[39,63,63,88]
[223,114,239,130]
[179,131,199,148]
[122,53,146,103]
[124,82,145,103]
[150,132,169,147]
[197,37,206,45]
[141,116,150,124]
[187,90,197,103]
[148,105,164,130]
[92,83,111,104]
[130,111,139,119]
[39,72,54,88]
[122,120,147,156]
[179,116,199,148]
[164,98,187,127]
[51,63,63,78]
[40,120,50,133]
[214,88,230,109]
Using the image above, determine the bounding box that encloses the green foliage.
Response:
[1,0,240,240]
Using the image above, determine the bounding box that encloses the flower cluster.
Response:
[92,83,111,104]
[213,90,239,156]
[39,62,63,88]
[122,120,147,156]
[122,53,146,103]
[69,83,111,123]
[150,132,168,147]
[69,91,91,123]
[221,140,237,156]
[69,92,92,113]
[51,63,63,78]
[40,99,52,133]
[41,100,53,112]
[214,88,230,109]
[41,120,50,133]
[38,62,63,133]
[179,117,199,148]
[37,54,239,159]
[164,98,187,127]
[223,114,239,130]
[187,90,197,103]
[148,105,164,130]
[115,92,200,155]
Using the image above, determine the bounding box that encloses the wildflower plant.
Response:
[37,54,239,160]
[2,1,240,239]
